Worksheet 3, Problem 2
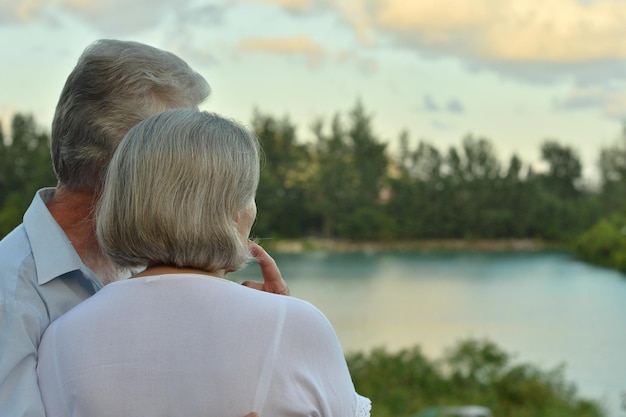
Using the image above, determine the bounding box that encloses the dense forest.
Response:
[1,104,626,268]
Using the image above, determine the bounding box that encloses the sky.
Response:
[1,0,626,183]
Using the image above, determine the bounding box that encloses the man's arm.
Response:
[0,302,47,417]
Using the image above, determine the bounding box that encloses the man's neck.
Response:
[47,186,98,255]
[46,186,123,285]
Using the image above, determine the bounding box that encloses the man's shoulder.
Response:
[0,224,32,267]
[0,224,37,302]
[0,189,48,276]
[0,223,28,252]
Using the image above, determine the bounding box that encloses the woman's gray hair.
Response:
[52,39,211,192]
[96,109,260,273]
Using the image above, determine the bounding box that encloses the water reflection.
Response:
[232,250,626,417]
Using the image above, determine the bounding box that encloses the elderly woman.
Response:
[36,109,371,417]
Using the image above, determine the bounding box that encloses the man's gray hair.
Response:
[96,109,260,273]
[52,39,211,192]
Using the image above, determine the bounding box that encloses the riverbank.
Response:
[260,237,569,253]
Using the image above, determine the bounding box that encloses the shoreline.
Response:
[260,238,569,253]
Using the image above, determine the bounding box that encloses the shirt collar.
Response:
[23,188,100,287]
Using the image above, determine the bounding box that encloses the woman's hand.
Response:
[241,241,290,296]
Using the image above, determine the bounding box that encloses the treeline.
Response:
[2,105,626,256]
[250,101,625,245]
[346,338,605,417]
[251,101,626,273]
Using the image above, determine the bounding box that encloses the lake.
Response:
[232,250,626,417]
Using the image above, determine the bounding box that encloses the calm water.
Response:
[232,250,626,417]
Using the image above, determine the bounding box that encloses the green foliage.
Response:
[348,346,441,417]
[574,124,626,271]
[338,206,395,241]
[384,134,599,241]
[597,124,626,215]
[540,140,582,200]
[0,114,56,237]
[308,101,388,239]
[346,339,606,417]
[3,105,623,255]
[575,214,626,271]
[251,109,315,238]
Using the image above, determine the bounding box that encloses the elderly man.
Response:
[0,39,287,417]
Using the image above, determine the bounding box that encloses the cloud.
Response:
[5,0,626,89]
[422,95,465,114]
[1,0,229,34]
[243,0,374,43]
[336,50,378,74]
[431,119,453,130]
[241,1,626,82]
[246,0,313,9]
[446,99,464,113]
[423,95,439,112]
[312,0,626,118]
[0,0,90,23]
[259,1,626,64]
[555,85,626,119]
[370,0,626,62]
[1,0,371,73]
[237,34,325,66]
[295,0,626,94]
[7,0,626,65]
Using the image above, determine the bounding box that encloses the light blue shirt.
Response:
[0,188,103,417]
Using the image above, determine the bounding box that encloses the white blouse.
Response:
[37,274,371,417]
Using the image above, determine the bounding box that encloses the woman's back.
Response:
[37,274,369,417]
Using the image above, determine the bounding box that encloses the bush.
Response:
[574,214,626,272]
[346,339,605,417]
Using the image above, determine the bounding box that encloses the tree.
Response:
[389,136,449,238]
[0,114,57,237]
[347,101,388,205]
[498,154,532,237]
[459,135,501,182]
[311,101,389,239]
[443,136,503,238]
[598,124,626,214]
[539,140,582,200]
[311,114,353,238]
[250,109,313,238]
